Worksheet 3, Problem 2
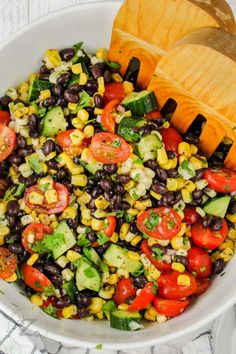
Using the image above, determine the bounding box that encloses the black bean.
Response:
[103,70,112,83]
[8,154,22,165]
[19,173,37,187]
[68,262,76,272]
[94,94,103,108]
[87,199,96,210]
[87,231,97,243]
[56,167,69,181]
[192,189,204,199]
[109,194,122,211]
[77,308,89,319]
[4,233,20,244]
[68,83,81,93]
[156,168,167,182]
[71,245,82,254]
[104,190,113,201]
[213,258,225,275]
[28,114,38,128]
[42,96,56,107]
[0,95,12,107]
[39,73,50,81]
[139,125,152,136]
[55,97,67,107]
[115,217,125,233]
[95,170,106,180]
[7,216,16,228]
[29,130,40,138]
[202,215,213,228]
[44,262,60,275]
[120,201,131,210]
[114,183,125,195]
[77,292,92,308]
[34,265,44,273]
[57,72,71,85]
[151,182,167,195]
[52,83,63,97]
[228,200,236,214]
[166,150,176,159]
[0,161,9,178]
[211,217,223,231]
[184,132,199,145]
[56,295,72,308]
[174,191,182,204]
[39,65,50,74]
[25,285,35,296]
[87,179,96,187]
[166,169,178,178]
[14,221,24,233]
[42,139,55,155]
[125,296,135,305]
[210,155,223,167]
[116,174,131,184]
[140,193,150,201]
[130,223,138,234]
[91,64,102,79]
[16,135,26,148]
[65,218,79,229]
[7,200,20,216]
[51,274,62,288]
[103,164,117,174]
[100,179,113,191]
[91,187,103,199]
[62,178,73,193]
[194,169,205,180]
[60,48,75,61]
[85,79,98,93]
[144,159,158,171]
[174,255,189,267]
[55,144,63,154]
[18,146,34,157]
[133,275,147,289]
[162,192,174,205]
[8,243,24,254]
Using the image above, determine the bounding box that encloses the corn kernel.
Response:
[134,199,152,211]
[71,174,88,187]
[91,218,104,231]
[39,89,51,101]
[99,286,115,300]
[144,311,156,322]
[120,223,130,240]
[96,310,104,320]
[28,105,37,115]
[71,117,85,129]
[69,129,85,145]
[62,305,77,319]
[226,213,236,223]
[72,63,83,74]
[28,73,38,83]
[79,73,88,85]
[27,253,39,266]
[108,274,119,285]
[5,272,17,282]
[218,238,234,251]
[118,304,129,311]
[211,251,220,262]
[131,235,142,247]
[228,228,236,240]
[117,268,129,278]
[77,192,91,205]
[189,156,203,170]
[81,208,91,220]
[177,274,190,286]
[89,297,106,314]
[45,189,58,204]
[127,251,140,262]
[110,232,119,243]
[18,82,29,94]
[177,223,186,237]
[0,226,10,239]
[179,155,188,164]
[45,49,62,68]
[95,196,110,210]
[28,191,44,205]
[185,181,196,192]
[159,159,174,170]
[123,81,134,94]
[149,306,158,317]
[111,73,123,82]
[31,294,43,307]
[77,108,89,123]
[38,213,51,225]
[68,102,78,111]
[124,180,135,190]
[178,142,191,157]
[98,77,105,94]
[83,125,94,138]
[150,191,162,200]
[147,264,161,281]
[171,236,184,250]
[96,48,108,60]
[181,188,192,203]
[157,148,168,165]
[94,107,103,115]
[190,144,198,155]
[66,250,81,262]
[166,178,178,192]
[220,247,234,262]
[81,218,91,226]
[172,262,185,273]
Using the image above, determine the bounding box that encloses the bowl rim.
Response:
[0,0,236,349]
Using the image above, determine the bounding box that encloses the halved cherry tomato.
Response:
[0,124,16,162]
[21,264,53,292]
[90,132,131,164]
[101,99,119,133]
[103,82,125,104]
[113,278,137,305]
[22,223,52,254]
[195,278,210,296]
[158,271,197,300]
[161,127,183,156]
[137,207,182,240]
[0,247,17,279]
[56,129,89,157]
[191,219,228,250]
[141,240,171,271]
[128,282,155,312]
[153,298,190,318]
[187,247,212,279]
[103,216,116,237]
[25,182,69,214]
[184,206,200,225]
[204,168,236,193]
[0,111,10,125]
[146,110,162,120]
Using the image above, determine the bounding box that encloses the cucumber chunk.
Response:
[137,133,162,161]
[28,80,53,102]
[76,260,101,292]
[103,244,142,273]
[52,222,76,259]
[122,90,158,116]
[110,310,141,331]
[203,195,231,218]
[117,117,144,142]
[40,106,68,137]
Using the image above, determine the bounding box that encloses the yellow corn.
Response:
[127,208,139,216]
[179,155,188,165]
[117,268,129,278]
[31,294,43,307]
[185,181,196,193]
[81,218,91,226]
[14,109,23,118]
[45,49,61,67]
[118,304,129,311]
[69,129,85,145]
[157,148,168,165]
[123,193,135,206]
[66,250,81,262]
[27,253,39,266]
[226,213,236,223]
[190,144,198,155]
[128,251,140,262]
[227,228,236,241]
[62,305,77,319]
[111,73,123,82]
[189,156,203,170]
[38,213,51,225]
[94,107,103,115]
[166,178,178,192]
[39,89,51,101]
[4,272,17,282]
[147,264,161,281]
[176,178,186,190]
[72,63,83,74]
[83,125,94,138]
[134,199,152,211]
[123,81,134,94]
[89,297,106,314]
[71,174,88,187]
[71,117,85,129]
[0,226,10,239]
[211,251,220,262]
[96,310,104,320]
[28,105,37,115]
[177,223,186,237]
[28,73,38,83]
[79,73,88,85]
[159,159,174,170]
[144,311,156,322]
[61,206,77,220]
[220,248,234,262]
[96,48,108,60]
[119,223,130,240]
[77,192,91,205]
[177,274,190,286]
[91,218,104,231]
[172,262,185,273]
[18,82,29,94]
[150,191,162,200]
[131,235,142,247]
[181,188,192,203]
[67,161,84,175]
[178,142,191,157]
[218,238,234,251]
[50,221,59,230]
[95,196,110,210]
[98,77,105,94]
[77,109,89,123]
[108,274,119,285]
[171,236,184,250]
[81,208,91,220]
[124,180,135,191]
[110,232,119,243]
[99,286,115,300]
[68,102,78,112]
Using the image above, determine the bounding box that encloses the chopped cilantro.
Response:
[62,280,77,303]
[39,182,51,192]
[168,220,175,230]
[31,233,65,254]
[34,280,41,288]
[84,267,96,278]
[200,267,206,273]
[223,185,231,191]
[38,106,47,117]
[28,155,43,174]
[192,271,197,277]
[103,300,117,314]
[183,236,188,245]
[151,282,158,296]
[178,160,196,180]
[42,285,55,296]
[131,268,144,277]
[4,183,25,201]
[144,211,160,231]
[111,138,121,148]
[77,233,91,247]
[15,267,22,280]
[134,157,143,164]
[42,304,59,319]
[105,60,121,70]
[77,90,90,111]
[151,246,164,260]
[83,246,92,261]
[97,232,109,246]
[125,212,134,223]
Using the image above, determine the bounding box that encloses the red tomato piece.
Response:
[136,207,182,240]
[191,219,228,250]
[113,278,137,305]
[0,111,10,125]
[25,182,69,214]
[103,82,125,104]
[153,298,190,318]
[187,247,212,279]
[90,132,131,164]
[128,282,156,312]
[145,110,162,120]
[101,99,119,133]
[140,240,171,272]
[103,216,116,237]
[56,129,87,157]
[0,247,17,279]
[22,223,52,254]
[184,206,201,225]
[42,296,57,308]
[22,264,53,292]
[0,124,16,162]
[195,278,210,296]
[204,168,236,193]
[161,127,183,156]
[158,271,197,300]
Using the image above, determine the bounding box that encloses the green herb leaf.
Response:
[38,106,47,117]
[103,300,117,313]
[134,157,143,164]
[178,160,196,179]
[192,271,197,277]
[42,304,59,319]
[111,138,121,148]
[105,61,121,70]
[168,220,175,230]
[200,267,206,273]
[77,233,91,247]
[131,268,144,277]
[144,211,160,231]
[42,285,56,296]
[4,183,25,201]
[39,182,51,192]
[84,267,96,278]
[15,267,22,280]
[97,232,109,246]
[77,90,90,111]
[28,155,43,174]
[62,280,77,303]
[183,236,188,245]
[151,282,158,296]
[31,233,65,254]
[151,246,164,260]
[125,212,134,223]
[83,246,92,261]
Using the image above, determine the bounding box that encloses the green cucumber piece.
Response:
[75,260,101,292]
[28,80,53,102]
[83,247,101,266]
[203,196,231,218]
[40,106,68,137]
[137,133,162,161]
[103,244,142,273]
[52,222,76,259]
[122,90,158,116]
[110,310,141,331]
[117,117,144,142]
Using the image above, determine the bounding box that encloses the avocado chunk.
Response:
[83,246,101,266]
[76,260,101,292]
[40,106,68,137]
[52,222,76,259]
[203,196,231,218]
[103,244,142,273]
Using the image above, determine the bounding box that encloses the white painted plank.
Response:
[29,0,82,21]
[0,0,28,42]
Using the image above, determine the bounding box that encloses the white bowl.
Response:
[0,1,236,350]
